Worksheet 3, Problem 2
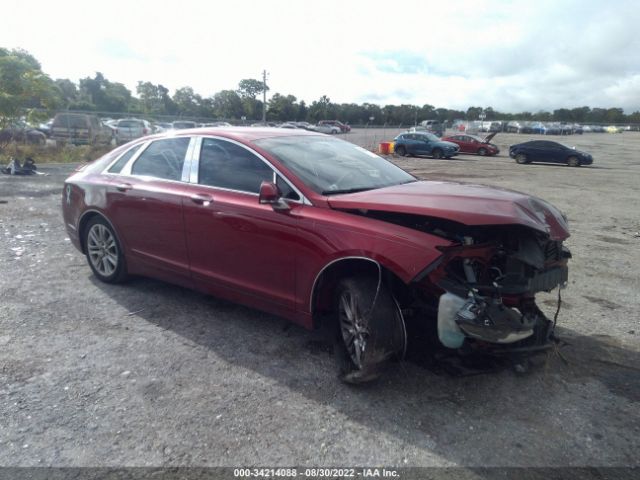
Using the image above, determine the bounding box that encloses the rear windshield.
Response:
[54,114,89,128]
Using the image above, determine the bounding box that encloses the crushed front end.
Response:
[413,225,571,355]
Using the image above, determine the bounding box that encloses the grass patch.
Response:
[0,142,112,165]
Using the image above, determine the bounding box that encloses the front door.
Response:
[182,137,301,312]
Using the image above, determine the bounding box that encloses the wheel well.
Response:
[310,258,409,329]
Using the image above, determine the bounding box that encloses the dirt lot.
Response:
[0,130,639,469]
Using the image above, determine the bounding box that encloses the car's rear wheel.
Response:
[567,156,581,167]
[334,276,406,384]
[84,216,127,283]
[432,149,443,159]
[478,147,487,156]
[515,153,529,164]
[395,145,406,156]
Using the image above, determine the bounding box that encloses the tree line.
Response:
[2,47,639,127]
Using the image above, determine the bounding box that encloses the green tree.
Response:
[78,72,133,113]
[465,106,482,120]
[212,90,243,119]
[173,86,202,117]
[238,78,268,99]
[268,93,298,121]
[0,48,60,128]
[137,81,176,115]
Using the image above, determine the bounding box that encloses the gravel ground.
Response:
[0,130,639,469]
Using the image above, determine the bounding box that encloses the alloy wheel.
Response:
[87,224,118,277]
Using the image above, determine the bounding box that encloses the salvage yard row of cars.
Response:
[63,126,572,383]
[392,126,592,166]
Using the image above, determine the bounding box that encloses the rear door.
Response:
[106,136,194,277]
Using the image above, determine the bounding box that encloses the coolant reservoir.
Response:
[437,293,467,348]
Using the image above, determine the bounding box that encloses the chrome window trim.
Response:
[102,141,150,174]
[193,135,310,205]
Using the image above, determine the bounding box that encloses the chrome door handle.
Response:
[190,193,213,206]
[115,183,133,192]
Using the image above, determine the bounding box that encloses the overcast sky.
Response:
[3,0,639,113]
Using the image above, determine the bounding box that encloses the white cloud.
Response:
[1,0,639,112]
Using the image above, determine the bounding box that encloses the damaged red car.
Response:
[441,132,500,156]
[62,128,570,382]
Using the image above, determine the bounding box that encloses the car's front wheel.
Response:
[515,153,529,164]
[432,148,443,159]
[478,147,487,156]
[334,276,406,384]
[567,155,581,167]
[84,216,128,283]
[395,145,406,156]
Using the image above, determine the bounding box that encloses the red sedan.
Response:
[63,127,570,382]
[442,132,500,156]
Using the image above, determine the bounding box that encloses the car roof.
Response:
[147,126,322,143]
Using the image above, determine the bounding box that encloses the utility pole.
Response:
[262,70,268,124]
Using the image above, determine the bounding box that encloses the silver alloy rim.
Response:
[339,291,369,369]
[87,224,118,277]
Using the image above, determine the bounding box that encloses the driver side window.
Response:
[131,137,189,181]
[198,138,274,194]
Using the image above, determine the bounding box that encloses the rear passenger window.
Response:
[198,138,273,193]
[131,137,190,180]
[108,144,142,173]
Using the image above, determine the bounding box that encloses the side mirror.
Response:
[259,181,290,211]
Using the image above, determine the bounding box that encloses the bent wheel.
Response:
[334,276,406,384]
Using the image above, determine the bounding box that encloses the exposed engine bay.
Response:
[350,210,571,352]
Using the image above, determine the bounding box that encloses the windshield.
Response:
[254,135,416,195]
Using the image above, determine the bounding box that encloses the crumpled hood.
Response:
[328,180,570,240]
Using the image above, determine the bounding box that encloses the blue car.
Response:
[509,140,593,167]
[394,132,459,159]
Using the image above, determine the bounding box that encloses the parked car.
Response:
[62,128,571,383]
[505,121,523,133]
[172,120,198,130]
[115,118,152,145]
[35,119,54,138]
[419,119,444,136]
[318,120,351,132]
[51,113,113,146]
[509,140,593,166]
[441,132,499,156]
[202,122,233,127]
[393,132,459,158]
[153,122,173,133]
[308,124,340,134]
[0,120,46,145]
